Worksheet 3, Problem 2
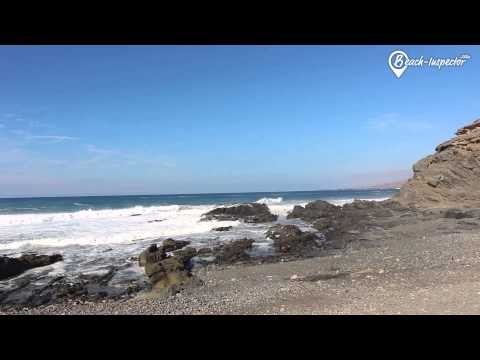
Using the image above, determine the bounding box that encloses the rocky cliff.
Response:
[393,119,480,208]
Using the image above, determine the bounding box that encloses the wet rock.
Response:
[172,247,197,268]
[0,266,136,308]
[266,224,322,255]
[138,243,201,295]
[287,200,340,222]
[212,226,233,232]
[0,253,63,281]
[197,248,214,256]
[202,203,277,223]
[161,238,190,252]
[138,244,166,267]
[78,267,117,286]
[138,239,190,267]
[286,199,412,250]
[213,238,254,264]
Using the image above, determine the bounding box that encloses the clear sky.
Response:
[1,45,479,197]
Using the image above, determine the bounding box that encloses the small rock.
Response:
[212,226,233,232]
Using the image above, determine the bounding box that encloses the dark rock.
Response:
[0,253,63,281]
[130,214,142,217]
[138,244,166,267]
[213,238,254,264]
[286,199,411,250]
[202,203,278,223]
[287,200,340,222]
[443,209,474,219]
[266,224,322,255]
[212,226,233,232]
[78,267,117,286]
[148,219,164,223]
[172,247,197,268]
[197,248,213,256]
[161,238,190,252]
[0,265,137,308]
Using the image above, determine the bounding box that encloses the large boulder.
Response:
[266,224,322,255]
[213,238,254,264]
[161,238,190,252]
[144,257,191,291]
[202,203,278,223]
[171,247,197,268]
[0,253,63,281]
[287,200,340,222]
[393,119,480,208]
[138,244,166,267]
[138,243,201,294]
[286,199,411,248]
[138,239,190,266]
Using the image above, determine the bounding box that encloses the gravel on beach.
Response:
[3,211,480,315]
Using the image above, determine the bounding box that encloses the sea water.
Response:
[0,189,398,289]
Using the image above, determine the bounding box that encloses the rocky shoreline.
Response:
[2,203,480,315]
[2,119,480,314]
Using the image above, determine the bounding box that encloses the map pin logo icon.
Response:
[388,50,409,78]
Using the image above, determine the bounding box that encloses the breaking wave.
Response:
[256,197,283,205]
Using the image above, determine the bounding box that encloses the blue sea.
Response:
[0,189,397,215]
[0,189,398,289]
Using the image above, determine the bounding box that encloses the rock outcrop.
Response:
[212,238,254,264]
[0,264,144,308]
[287,199,411,247]
[138,242,201,295]
[212,226,233,232]
[161,239,191,252]
[201,203,278,223]
[393,119,480,208]
[138,238,190,267]
[0,253,63,281]
[266,224,323,255]
[287,200,340,222]
[191,239,256,265]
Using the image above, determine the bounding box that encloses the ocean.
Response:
[0,189,398,290]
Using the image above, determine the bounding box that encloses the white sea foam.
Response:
[0,205,182,226]
[0,196,392,252]
[0,194,394,291]
[0,204,239,251]
[73,202,90,207]
[255,197,283,205]
[328,197,390,206]
[269,202,308,217]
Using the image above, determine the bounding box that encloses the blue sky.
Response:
[0,45,479,197]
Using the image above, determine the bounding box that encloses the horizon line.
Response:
[0,186,403,200]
